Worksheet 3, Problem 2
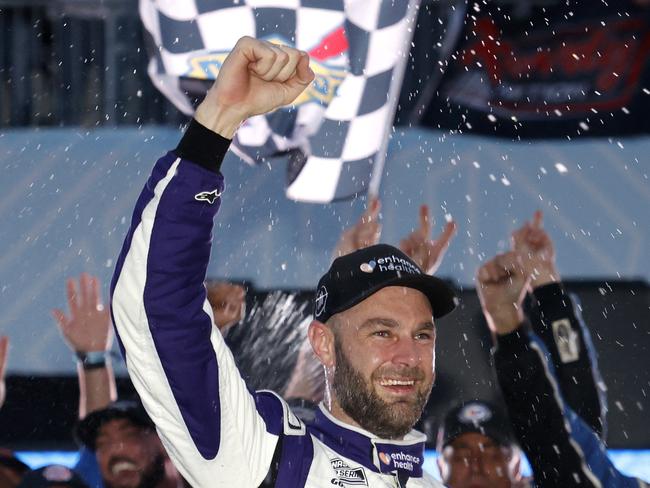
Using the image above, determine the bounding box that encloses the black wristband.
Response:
[174,119,232,173]
[75,350,110,370]
[494,325,529,354]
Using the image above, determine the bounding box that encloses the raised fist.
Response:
[476,251,530,335]
[195,36,315,138]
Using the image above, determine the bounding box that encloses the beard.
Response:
[332,336,432,439]
[103,453,166,488]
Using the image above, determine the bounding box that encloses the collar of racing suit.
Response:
[309,403,426,483]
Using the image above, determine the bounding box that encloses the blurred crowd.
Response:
[0,201,644,488]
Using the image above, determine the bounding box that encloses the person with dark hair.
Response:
[51,272,243,488]
[52,274,118,424]
[110,36,458,487]
[74,401,182,488]
[283,198,456,418]
[51,274,188,488]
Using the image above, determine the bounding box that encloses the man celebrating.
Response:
[110,36,456,487]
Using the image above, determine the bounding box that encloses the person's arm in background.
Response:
[512,211,607,437]
[476,252,645,488]
[332,196,382,259]
[398,204,456,275]
[110,36,314,487]
[52,274,114,488]
[52,273,117,419]
[0,336,8,410]
[205,281,246,336]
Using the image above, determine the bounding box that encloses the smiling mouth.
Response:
[378,379,415,387]
[111,460,139,476]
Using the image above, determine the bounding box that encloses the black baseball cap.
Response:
[313,244,457,322]
[74,400,155,451]
[17,465,88,488]
[437,400,516,450]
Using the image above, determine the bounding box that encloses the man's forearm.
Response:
[77,363,117,419]
[529,283,607,437]
[194,103,245,139]
[494,328,601,487]
[110,123,283,486]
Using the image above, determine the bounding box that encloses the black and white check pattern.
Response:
[141,0,419,202]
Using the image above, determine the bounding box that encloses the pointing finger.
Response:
[435,221,457,249]
[51,309,69,331]
[532,210,543,229]
[419,205,431,237]
[66,278,79,312]
[89,275,101,309]
[362,197,381,224]
[80,273,91,309]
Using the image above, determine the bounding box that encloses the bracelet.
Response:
[75,350,110,370]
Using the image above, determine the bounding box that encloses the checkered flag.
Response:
[140,0,419,203]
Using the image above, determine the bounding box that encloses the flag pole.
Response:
[368,0,422,197]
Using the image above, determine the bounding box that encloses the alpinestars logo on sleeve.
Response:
[194,189,222,204]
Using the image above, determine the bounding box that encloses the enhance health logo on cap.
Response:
[313,244,456,323]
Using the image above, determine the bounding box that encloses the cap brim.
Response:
[329,272,457,320]
[382,273,457,319]
[441,424,514,448]
[74,407,153,450]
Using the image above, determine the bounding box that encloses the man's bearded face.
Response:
[333,333,432,439]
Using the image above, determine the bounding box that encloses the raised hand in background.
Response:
[0,336,8,409]
[206,281,247,334]
[52,273,116,418]
[476,251,530,336]
[511,210,558,287]
[333,197,382,258]
[52,273,113,354]
[399,205,456,275]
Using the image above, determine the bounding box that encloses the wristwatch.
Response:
[75,350,110,370]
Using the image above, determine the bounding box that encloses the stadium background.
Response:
[0,0,648,480]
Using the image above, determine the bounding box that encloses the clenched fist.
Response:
[195,36,315,138]
[476,251,530,335]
